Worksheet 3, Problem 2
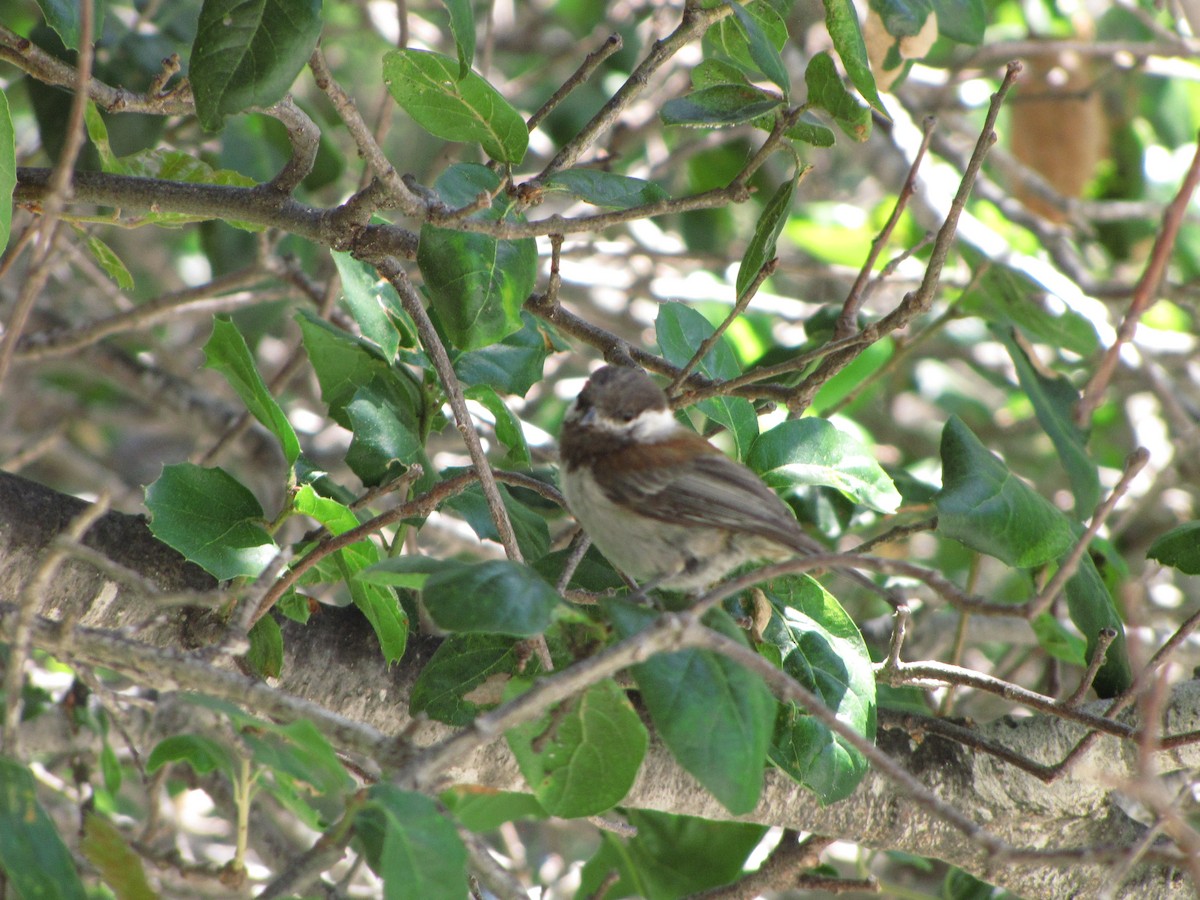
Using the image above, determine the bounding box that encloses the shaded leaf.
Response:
[411,633,528,725]
[82,815,155,900]
[355,786,468,900]
[543,169,669,210]
[805,51,871,141]
[822,0,885,110]
[442,0,476,78]
[661,85,782,127]
[1148,521,1200,575]
[422,560,559,636]
[737,172,796,298]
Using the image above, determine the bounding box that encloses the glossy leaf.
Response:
[0,757,87,900]
[607,602,774,815]
[442,0,476,78]
[737,172,796,298]
[355,786,468,900]
[332,250,412,361]
[506,678,647,817]
[1148,521,1200,575]
[344,378,431,489]
[935,416,1074,567]
[805,51,871,141]
[444,481,550,561]
[0,89,13,254]
[383,49,527,164]
[822,0,885,110]
[190,0,323,131]
[145,463,277,580]
[82,815,155,900]
[543,169,669,210]
[453,311,553,396]
[762,575,875,803]
[204,316,300,465]
[422,559,560,636]
[749,418,901,513]
[410,633,528,725]
[723,1,790,95]
[661,85,782,127]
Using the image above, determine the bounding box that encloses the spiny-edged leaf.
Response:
[442,0,476,78]
[576,810,767,899]
[934,416,1073,567]
[465,384,531,467]
[723,1,790,96]
[0,89,14,254]
[190,0,323,131]
[737,172,796,298]
[246,614,284,678]
[453,311,553,396]
[82,814,155,900]
[35,0,105,51]
[145,463,277,580]
[822,0,885,110]
[661,84,782,127]
[749,418,901,513]
[1148,521,1200,575]
[443,480,550,561]
[995,327,1099,515]
[383,49,527,164]
[762,575,875,803]
[354,786,468,900]
[82,232,134,290]
[332,250,414,360]
[410,633,533,725]
[204,316,300,465]
[607,601,774,815]
[959,250,1100,356]
[542,169,669,210]
[0,757,88,900]
[146,734,236,780]
[422,559,559,636]
[656,302,758,459]
[1063,552,1131,698]
[805,51,871,141]
[505,677,647,817]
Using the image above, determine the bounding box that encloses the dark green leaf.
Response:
[607,602,774,815]
[935,417,1074,567]
[762,575,875,803]
[442,0,476,78]
[464,384,531,467]
[423,560,559,636]
[995,327,1099,515]
[82,814,155,900]
[453,311,552,396]
[410,633,527,725]
[737,172,796,298]
[204,316,300,465]
[804,51,871,141]
[345,378,431,489]
[543,169,670,210]
[822,0,885,110]
[930,0,986,44]
[0,757,87,900]
[443,481,550,561]
[1063,553,1131,697]
[35,0,105,51]
[145,463,277,580]
[146,734,235,780]
[784,113,837,147]
[661,85,782,127]
[190,0,323,131]
[724,1,790,95]
[383,49,527,164]
[748,418,901,513]
[869,0,933,37]
[505,678,647,817]
[1148,521,1200,575]
[247,614,284,678]
[355,786,468,900]
[332,250,412,361]
[0,88,11,254]
[690,57,751,90]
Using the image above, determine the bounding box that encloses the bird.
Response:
[558,365,825,592]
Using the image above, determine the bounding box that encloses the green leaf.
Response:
[145,463,277,580]
[822,0,885,110]
[332,251,413,361]
[542,169,670,210]
[661,85,782,127]
[355,786,468,900]
[442,0,476,78]
[607,602,774,815]
[35,0,105,51]
[870,0,933,37]
[929,0,986,44]
[0,757,87,900]
[505,678,647,817]
[344,378,431,489]
[293,483,359,534]
[464,384,531,467]
[146,734,236,780]
[422,560,559,636]
[1030,613,1087,666]
[383,49,527,164]
[347,569,410,666]
[99,741,122,795]
[576,810,766,899]
[748,418,901,513]
[204,316,301,465]
[784,113,837,147]
[419,164,538,350]
[443,481,550,561]
[1063,553,1131,698]
[656,302,758,459]
[453,311,552,396]
[737,172,796,298]
[82,815,155,900]
[934,416,1074,567]
[360,555,459,591]
[410,633,528,725]
[1148,521,1200,575]
[704,1,788,93]
[762,575,875,803]
[82,232,134,290]
[804,51,871,141]
[247,614,284,678]
[239,718,355,798]
[0,89,13,254]
[995,328,1100,515]
[442,788,548,831]
[190,0,323,131]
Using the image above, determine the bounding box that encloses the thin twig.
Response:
[526,34,623,134]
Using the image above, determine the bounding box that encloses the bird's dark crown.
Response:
[574,366,668,424]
